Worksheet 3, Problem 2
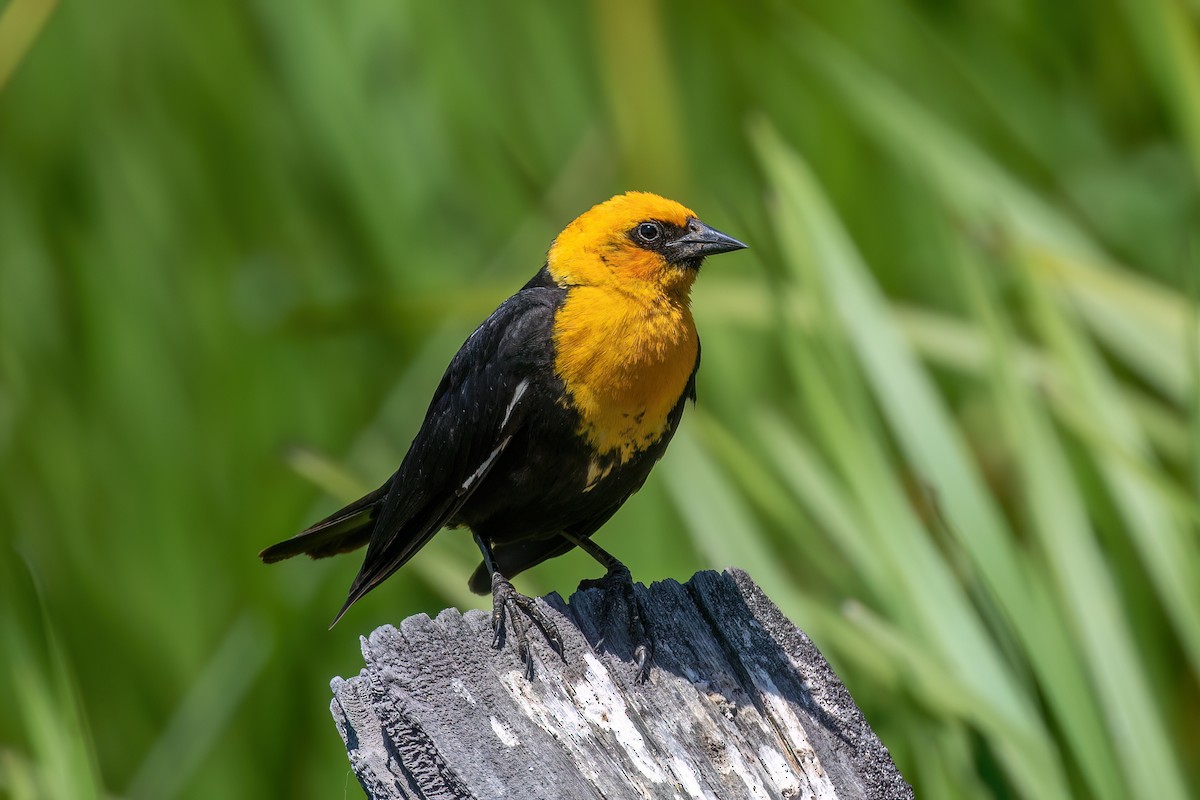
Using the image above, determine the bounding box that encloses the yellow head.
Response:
[547,192,746,299]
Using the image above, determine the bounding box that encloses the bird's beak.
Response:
[665,218,748,264]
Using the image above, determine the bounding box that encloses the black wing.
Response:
[331,287,558,623]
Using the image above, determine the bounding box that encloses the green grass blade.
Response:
[126,615,273,800]
[792,25,1199,405]
[960,229,1188,800]
[750,119,1124,799]
[1021,254,1200,678]
[3,603,105,800]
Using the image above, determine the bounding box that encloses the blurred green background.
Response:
[2,0,1199,797]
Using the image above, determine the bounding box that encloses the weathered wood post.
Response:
[331,569,912,799]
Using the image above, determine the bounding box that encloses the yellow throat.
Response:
[553,286,697,464]
[546,192,701,465]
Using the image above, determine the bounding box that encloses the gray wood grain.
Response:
[331,569,912,800]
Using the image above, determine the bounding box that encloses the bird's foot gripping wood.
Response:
[489,571,564,679]
[477,532,564,679]
[578,563,654,682]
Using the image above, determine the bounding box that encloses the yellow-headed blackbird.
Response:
[260,192,746,677]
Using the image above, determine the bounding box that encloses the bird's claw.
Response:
[633,642,652,683]
[490,572,563,678]
[578,565,654,682]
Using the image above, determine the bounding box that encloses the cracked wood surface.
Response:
[330,569,913,800]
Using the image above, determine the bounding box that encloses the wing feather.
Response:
[330,291,555,623]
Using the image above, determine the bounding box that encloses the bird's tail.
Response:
[259,482,389,564]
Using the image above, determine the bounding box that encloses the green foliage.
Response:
[1,0,1197,797]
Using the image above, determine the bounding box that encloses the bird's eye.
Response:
[635,222,662,244]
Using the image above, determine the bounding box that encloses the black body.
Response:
[260,266,697,622]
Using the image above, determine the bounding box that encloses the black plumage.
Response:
[260,266,696,626]
[262,192,745,679]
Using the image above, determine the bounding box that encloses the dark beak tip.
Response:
[704,230,748,257]
[664,219,747,262]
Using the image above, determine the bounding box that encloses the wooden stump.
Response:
[330,569,912,799]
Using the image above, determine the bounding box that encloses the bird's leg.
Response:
[474,533,563,679]
[563,532,653,682]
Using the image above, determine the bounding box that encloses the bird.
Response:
[260,192,746,679]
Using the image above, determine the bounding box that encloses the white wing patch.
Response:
[458,379,529,496]
[459,435,511,495]
[502,379,529,428]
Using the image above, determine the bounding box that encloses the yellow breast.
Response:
[552,285,698,465]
